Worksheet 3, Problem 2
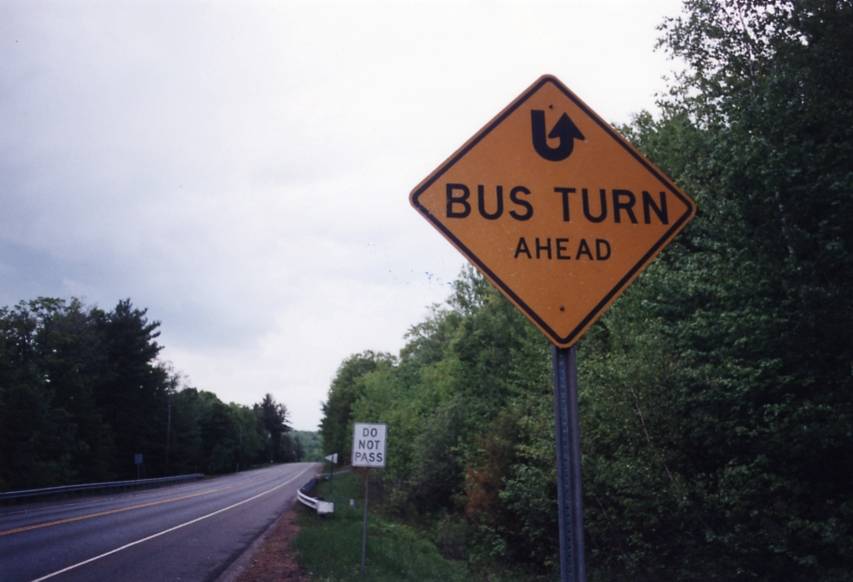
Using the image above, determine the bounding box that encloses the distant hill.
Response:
[292,430,323,462]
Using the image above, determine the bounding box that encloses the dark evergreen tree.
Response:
[92,299,169,478]
[255,393,292,462]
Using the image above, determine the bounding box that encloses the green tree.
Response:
[168,387,205,473]
[320,351,395,461]
[92,299,170,478]
[573,1,853,579]
[0,299,113,488]
[255,393,292,462]
[34,298,115,482]
[291,431,323,462]
[231,402,266,469]
[0,296,303,488]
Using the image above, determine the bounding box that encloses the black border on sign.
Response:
[409,75,697,347]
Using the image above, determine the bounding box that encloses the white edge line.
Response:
[31,465,313,582]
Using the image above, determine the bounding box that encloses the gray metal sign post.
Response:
[325,453,338,495]
[360,472,369,577]
[553,346,586,582]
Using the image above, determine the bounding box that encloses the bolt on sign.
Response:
[410,75,697,347]
[352,423,387,468]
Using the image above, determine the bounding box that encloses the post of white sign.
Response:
[352,422,387,577]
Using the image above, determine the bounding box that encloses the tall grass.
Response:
[293,472,468,581]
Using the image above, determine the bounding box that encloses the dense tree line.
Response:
[0,297,301,491]
[292,430,325,462]
[321,1,852,580]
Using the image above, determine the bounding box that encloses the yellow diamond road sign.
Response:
[410,75,697,348]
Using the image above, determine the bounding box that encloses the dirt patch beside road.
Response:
[234,507,309,582]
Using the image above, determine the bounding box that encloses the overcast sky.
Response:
[1,0,685,430]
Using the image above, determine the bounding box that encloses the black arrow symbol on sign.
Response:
[531,109,585,162]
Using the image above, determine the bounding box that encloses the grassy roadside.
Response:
[293,471,469,581]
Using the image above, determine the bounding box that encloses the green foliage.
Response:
[294,472,469,581]
[292,430,323,461]
[320,350,396,461]
[317,5,853,576]
[254,392,294,463]
[0,297,300,489]
[318,269,561,574]
[93,299,170,477]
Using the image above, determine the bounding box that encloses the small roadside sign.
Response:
[325,453,339,464]
[352,422,388,576]
[133,453,144,480]
[351,423,387,468]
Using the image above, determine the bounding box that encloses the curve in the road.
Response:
[0,462,319,582]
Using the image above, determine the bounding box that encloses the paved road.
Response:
[0,463,319,582]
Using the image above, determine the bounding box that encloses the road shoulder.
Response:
[217,504,308,582]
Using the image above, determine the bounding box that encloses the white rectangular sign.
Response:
[352,423,387,468]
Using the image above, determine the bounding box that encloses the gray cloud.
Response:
[1,0,684,428]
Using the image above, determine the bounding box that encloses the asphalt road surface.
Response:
[0,462,319,582]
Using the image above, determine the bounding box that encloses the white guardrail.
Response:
[297,477,334,515]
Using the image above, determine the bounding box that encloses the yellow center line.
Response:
[0,486,228,538]
[31,466,314,582]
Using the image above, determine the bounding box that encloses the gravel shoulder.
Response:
[220,505,309,582]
